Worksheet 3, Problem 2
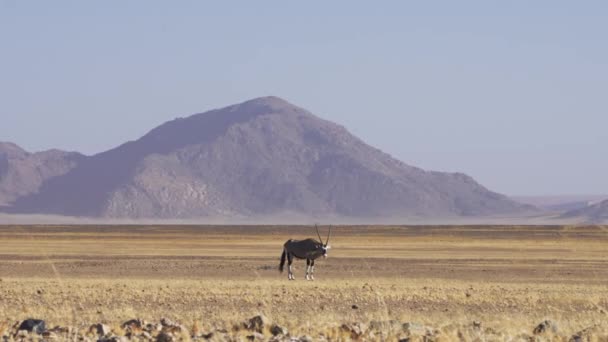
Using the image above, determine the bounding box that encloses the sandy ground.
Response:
[0,225,607,340]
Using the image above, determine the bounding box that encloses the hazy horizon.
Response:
[2,2,606,196]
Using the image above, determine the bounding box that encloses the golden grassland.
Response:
[0,225,607,341]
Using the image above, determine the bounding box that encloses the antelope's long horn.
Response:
[315,224,323,244]
[326,225,332,245]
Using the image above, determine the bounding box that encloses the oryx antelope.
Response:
[279,225,332,280]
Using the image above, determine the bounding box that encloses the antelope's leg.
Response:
[305,259,311,280]
[287,253,294,280]
[310,260,315,280]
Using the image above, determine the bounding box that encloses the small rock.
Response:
[201,332,214,339]
[243,315,268,333]
[99,337,128,342]
[122,319,144,330]
[18,319,46,334]
[270,324,288,336]
[473,321,482,329]
[145,323,162,332]
[162,324,186,335]
[297,336,313,342]
[351,304,359,309]
[160,318,176,327]
[533,320,557,335]
[156,331,174,342]
[89,323,111,336]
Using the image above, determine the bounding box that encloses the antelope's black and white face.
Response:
[321,244,331,258]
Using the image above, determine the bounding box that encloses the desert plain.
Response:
[0,225,607,341]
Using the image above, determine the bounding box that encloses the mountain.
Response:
[561,199,608,223]
[512,195,608,212]
[0,142,83,206]
[3,96,530,219]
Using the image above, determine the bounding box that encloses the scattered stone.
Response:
[533,320,557,335]
[473,321,482,329]
[163,325,185,335]
[146,323,162,333]
[398,338,410,342]
[156,331,173,342]
[89,323,111,336]
[243,315,268,333]
[121,319,144,330]
[160,318,175,327]
[18,319,46,334]
[296,335,313,342]
[270,324,288,336]
[98,337,128,342]
[351,304,359,309]
[201,331,214,339]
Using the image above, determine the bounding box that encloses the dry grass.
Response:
[0,225,607,340]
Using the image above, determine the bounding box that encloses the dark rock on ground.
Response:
[156,331,173,342]
[270,324,288,336]
[89,323,111,336]
[17,319,46,334]
[533,320,558,335]
[243,315,268,333]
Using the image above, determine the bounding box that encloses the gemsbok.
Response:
[279,225,332,280]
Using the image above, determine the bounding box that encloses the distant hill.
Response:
[3,96,531,219]
[0,142,83,206]
[561,199,608,223]
[512,195,608,212]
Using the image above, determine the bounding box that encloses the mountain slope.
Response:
[6,96,529,219]
[561,199,608,223]
[0,142,84,206]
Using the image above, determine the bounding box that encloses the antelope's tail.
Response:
[279,249,286,273]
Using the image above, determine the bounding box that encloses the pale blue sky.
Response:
[1,1,606,196]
